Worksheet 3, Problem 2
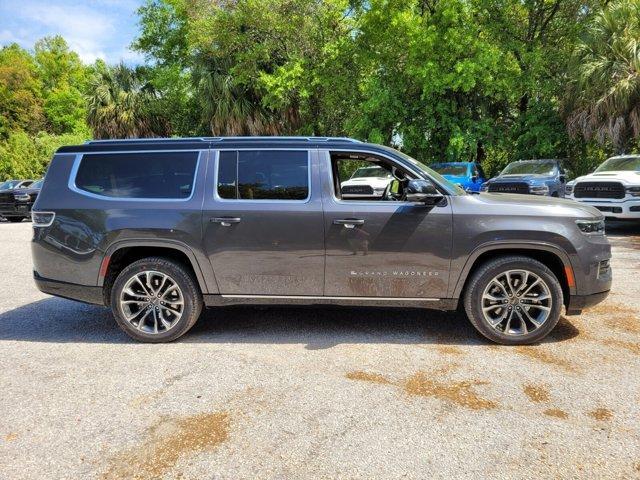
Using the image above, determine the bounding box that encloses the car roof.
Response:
[56,136,370,154]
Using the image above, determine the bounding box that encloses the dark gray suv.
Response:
[31,137,611,345]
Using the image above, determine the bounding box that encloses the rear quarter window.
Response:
[73,151,199,199]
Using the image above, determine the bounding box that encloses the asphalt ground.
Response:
[0,220,639,479]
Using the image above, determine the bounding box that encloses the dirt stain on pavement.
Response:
[523,384,550,403]
[3,432,18,441]
[345,370,392,385]
[403,372,498,410]
[588,408,613,422]
[588,302,640,334]
[602,339,640,355]
[346,369,497,410]
[102,411,230,480]
[514,346,576,372]
[543,408,568,420]
[436,345,465,355]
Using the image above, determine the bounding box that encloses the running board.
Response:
[204,294,458,310]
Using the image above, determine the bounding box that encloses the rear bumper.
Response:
[565,290,610,315]
[34,272,105,306]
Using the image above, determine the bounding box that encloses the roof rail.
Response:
[86,136,362,144]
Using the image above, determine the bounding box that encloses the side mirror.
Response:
[559,175,566,183]
[471,175,478,182]
[405,179,444,205]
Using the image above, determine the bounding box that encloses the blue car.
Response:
[430,162,487,192]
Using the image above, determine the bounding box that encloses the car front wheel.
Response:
[463,256,563,345]
[110,257,203,343]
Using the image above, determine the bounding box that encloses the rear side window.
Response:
[74,152,199,199]
[216,150,309,200]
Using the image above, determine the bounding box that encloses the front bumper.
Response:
[0,202,31,217]
[565,290,610,315]
[568,197,640,219]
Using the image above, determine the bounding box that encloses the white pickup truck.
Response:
[567,155,640,219]
[340,165,394,198]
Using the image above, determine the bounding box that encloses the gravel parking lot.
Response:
[0,220,639,479]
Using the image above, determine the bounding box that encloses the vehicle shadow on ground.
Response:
[606,220,640,250]
[0,297,580,348]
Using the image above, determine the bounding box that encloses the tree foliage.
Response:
[0,0,636,181]
[565,0,640,153]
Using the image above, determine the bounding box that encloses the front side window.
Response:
[216,150,309,201]
[74,152,199,199]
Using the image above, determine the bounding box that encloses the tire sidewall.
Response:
[110,258,201,343]
[465,257,563,345]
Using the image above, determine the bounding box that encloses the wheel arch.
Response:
[99,240,211,301]
[452,242,575,307]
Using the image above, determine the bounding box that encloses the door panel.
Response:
[321,151,453,298]
[202,149,325,295]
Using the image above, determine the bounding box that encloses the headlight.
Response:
[13,193,30,201]
[626,186,640,197]
[576,219,605,235]
[565,184,574,195]
[530,185,549,195]
[480,184,489,192]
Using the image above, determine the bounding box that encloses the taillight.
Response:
[31,211,55,227]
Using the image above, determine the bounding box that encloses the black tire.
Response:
[463,255,563,345]
[110,257,203,343]
[7,217,24,223]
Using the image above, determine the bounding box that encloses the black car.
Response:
[0,179,42,222]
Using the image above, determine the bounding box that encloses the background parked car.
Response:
[0,179,34,191]
[566,155,640,219]
[340,165,394,198]
[481,159,567,197]
[430,162,486,192]
[0,179,42,222]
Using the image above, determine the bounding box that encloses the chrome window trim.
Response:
[68,150,203,202]
[212,148,312,204]
[321,148,448,207]
[220,294,440,301]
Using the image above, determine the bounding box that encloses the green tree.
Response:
[0,44,44,138]
[86,63,170,139]
[34,36,90,135]
[565,0,640,153]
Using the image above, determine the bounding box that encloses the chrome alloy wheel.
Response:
[481,269,552,336]
[119,271,184,334]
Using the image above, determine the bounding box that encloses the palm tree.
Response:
[564,0,640,152]
[86,64,170,139]
[193,55,299,136]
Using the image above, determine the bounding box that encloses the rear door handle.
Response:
[211,217,241,227]
[333,219,365,229]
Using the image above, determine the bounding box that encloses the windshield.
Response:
[0,180,21,190]
[350,166,392,179]
[431,163,468,176]
[384,147,466,195]
[501,161,557,175]
[595,156,640,172]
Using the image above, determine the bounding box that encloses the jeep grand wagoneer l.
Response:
[31,137,611,344]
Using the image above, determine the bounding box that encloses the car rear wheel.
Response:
[463,256,563,345]
[110,257,203,343]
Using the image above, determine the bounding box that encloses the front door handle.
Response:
[211,217,241,227]
[333,219,365,229]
